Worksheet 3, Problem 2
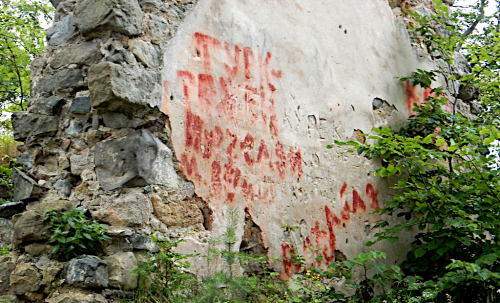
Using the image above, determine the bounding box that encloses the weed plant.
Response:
[44,207,110,261]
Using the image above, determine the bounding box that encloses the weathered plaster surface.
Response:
[159,0,435,274]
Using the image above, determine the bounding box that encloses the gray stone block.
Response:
[71,97,92,114]
[0,202,24,218]
[107,252,137,290]
[94,130,158,191]
[74,0,144,38]
[129,234,159,253]
[46,15,78,46]
[50,41,103,69]
[13,199,72,245]
[33,68,83,95]
[12,112,59,141]
[138,0,165,11]
[88,62,160,113]
[31,96,65,116]
[12,168,42,201]
[63,255,108,289]
[458,84,479,101]
[54,179,72,196]
[129,39,159,68]
[16,153,32,170]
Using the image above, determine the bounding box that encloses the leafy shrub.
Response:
[44,207,110,261]
[0,243,9,255]
[0,155,19,204]
[132,237,200,303]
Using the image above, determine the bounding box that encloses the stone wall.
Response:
[0,0,476,301]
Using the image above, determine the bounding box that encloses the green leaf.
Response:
[415,247,426,258]
[437,247,448,256]
[435,138,446,146]
[484,137,495,145]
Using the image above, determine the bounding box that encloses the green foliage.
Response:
[44,207,110,261]
[334,4,500,303]
[0,0,52,111]
[0,243,9,255]
[132,237,200,302]
[198,208,287,303]
[0,155,19,204]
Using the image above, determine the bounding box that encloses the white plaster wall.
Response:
[160,0,435,275]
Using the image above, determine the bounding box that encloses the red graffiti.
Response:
[281,182,380,278]
[352,190,366,214]
[162,32,302,208]
[366,183,380,210]
[405,80,453,115]
[281,243,302,279]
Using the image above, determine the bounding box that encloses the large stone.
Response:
[33,68,83,96]
[0,218,14,245]
[88,62,160,113]
[129,234,159,253]
[16,153,32,170]
[13,199,73,245]
[93,192,151,227]
[54,179,72,196]
[0,202,24,218]
[70,153,90,175]
[62,255,108,289]
[74,0,144,38]
[46,15,78,46]
[12,168,42,201]
[458,84,479,101]
[94,130,157,190]
[101,112,143,129]
[451,53,472,80]
[12,112,59,141]
[129,39,160,68]
[50,41,103,69]
[388,0,402,8]
[31,96,65,116]
[9,263,41,295]
[25,243,52,256]
[46,292,108,303]
[95,130,180,191]
[0,254,17,294]
[143,14,171,44]
[107,252,138,290]
[138,0,165,11]
[41,263,63,286]
[151,195,204,229]
[71,97,92,114]
[49,0,63,8]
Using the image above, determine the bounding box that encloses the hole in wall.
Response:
[346,238,349,243]
[339,25,342,29]
[344,30,348,34]
[335,249,347,262]
[342,223,346,228]
[240,208,269,274]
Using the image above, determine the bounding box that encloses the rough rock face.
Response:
[9,263,42,295]
[0,254,17,294]
[94,130,158,190]
[88,62,160,112]
[6,0,477,300]
[107,252,138,290]
[12,112,59,142]
[74,0,144,38]
[13,199,72,245]
[63,255,108,288]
